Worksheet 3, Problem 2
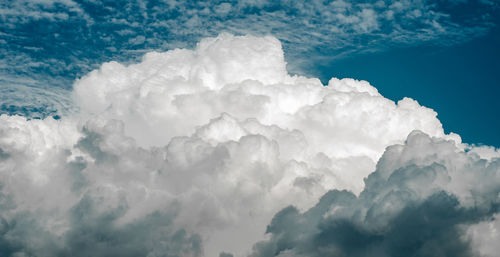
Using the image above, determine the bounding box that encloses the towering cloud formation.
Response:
[0,34,497,257]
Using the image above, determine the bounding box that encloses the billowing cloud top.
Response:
[0,34,498,257]
[73,34,456,160]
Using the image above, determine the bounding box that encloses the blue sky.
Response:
[1,0,499,146]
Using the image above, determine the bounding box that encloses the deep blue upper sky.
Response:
[317,21,500,146]
[1,0,499,146]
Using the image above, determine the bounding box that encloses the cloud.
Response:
[2,0,498,117]
[73,33,457,158]
[467,213,500,257]
[0,34,497,257]
[0,187,202,257]
[249,131,500,257]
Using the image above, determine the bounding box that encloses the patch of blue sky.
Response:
[1,0,499,143]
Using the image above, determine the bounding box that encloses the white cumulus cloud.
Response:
[0,34,497,257]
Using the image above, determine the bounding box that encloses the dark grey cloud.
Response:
[249,131,500,257]
[0,192,202,257]
[62,196,202,257]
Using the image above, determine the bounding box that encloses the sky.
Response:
[1,1,500,257]
[318,21,500,146]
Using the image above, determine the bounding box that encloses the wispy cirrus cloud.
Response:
[1,0,498,116]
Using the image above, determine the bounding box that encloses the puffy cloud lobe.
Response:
[0,34,491,257]
[73,33,456,161]
[250,131,500,257]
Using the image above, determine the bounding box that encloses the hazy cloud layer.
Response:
[0,34,498,257]
[1,0,498,116]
